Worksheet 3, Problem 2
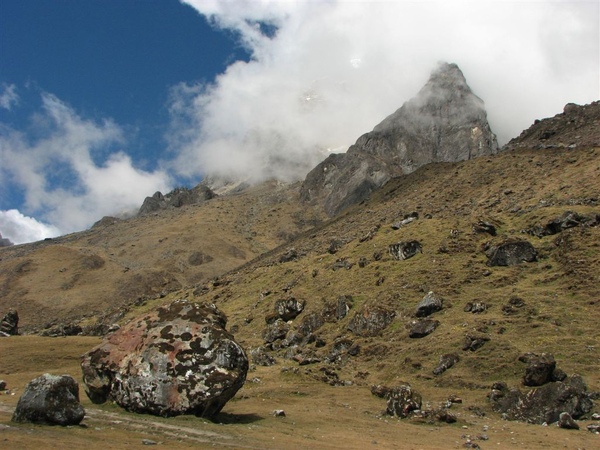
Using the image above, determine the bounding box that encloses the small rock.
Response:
[557,412,579,430]
[0,380,7,390]
[142,439,158,445]
[272,409,286,417]
[586,423,600,433]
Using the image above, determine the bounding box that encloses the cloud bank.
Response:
[0,92,172,243]
[174,0,599,184]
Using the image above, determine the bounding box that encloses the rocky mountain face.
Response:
[503,100,600,151]
[300,62,499,216]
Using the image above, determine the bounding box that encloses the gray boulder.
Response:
[408,319,440,338]
[300,62,498,216]
[485,239,537,266]
[386,384,423,418]
[415,291,443,317]
[12,374,85,425]
[81,300,248,418]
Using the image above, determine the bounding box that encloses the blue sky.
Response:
[1,0,598,244]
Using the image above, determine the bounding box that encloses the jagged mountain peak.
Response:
[301,62,499,216]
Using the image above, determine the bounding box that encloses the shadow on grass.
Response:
[211,412,264,424]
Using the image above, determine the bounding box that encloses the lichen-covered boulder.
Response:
[386,384,423,418]
[12,374,85,425]
[81,300,248,418]
[0,309,19,336]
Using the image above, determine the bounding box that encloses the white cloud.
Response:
[0,209,60,245]
[0,83,19,110]
[0,93,173,239]
[175,0,599,183]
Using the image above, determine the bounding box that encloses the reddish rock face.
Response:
[81,300,248,418]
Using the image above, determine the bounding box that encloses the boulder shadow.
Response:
[210,412,263,424]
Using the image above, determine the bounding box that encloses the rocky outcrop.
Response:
[526,211,600,237]
[138,185,216,215]
[347,306,395,336]
[265,297,305,324]
[81,300,248,418]
[0,309,18,336]
[503,101,600,151]
[433,353,460,376]
[300,62,499,216]
[12,374,85,426]
[489,376,594,424]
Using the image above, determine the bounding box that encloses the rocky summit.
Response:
[300,62,498,216]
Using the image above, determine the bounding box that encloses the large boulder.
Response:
[489,375,594,424]
[12,374,85,426]
[485,239,537,266]
[81,300,248,418]
[300,62,498,216]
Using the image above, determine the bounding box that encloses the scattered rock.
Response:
[519,353,556,387]
[263,319,291,344]
[489,375,594,424]
[587,423,600,433]
[81,300,248,418]
[433,353,460,375]
[279,248,299,263]
[371,384,393,399]
[0,380,6,390]
[391,212,419,229]
[485,239,537,266]
[272,409,286,417]
[408,319,440,338]
[557,411,579,429]
[389,240,423,261]
[464,302,487,314]
[415,291,444,317]
[265,297,305,324]
[526,211,599,237]
[250,347,276,366]
[0,309,19,336]
[463,334,490,351]
[142,439,158,445]
[472,220,497,236]
[12,374,85,426]
[386,384,422,418]
[347,306,395,336]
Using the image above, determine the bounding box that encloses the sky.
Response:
[0,0,598,245]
